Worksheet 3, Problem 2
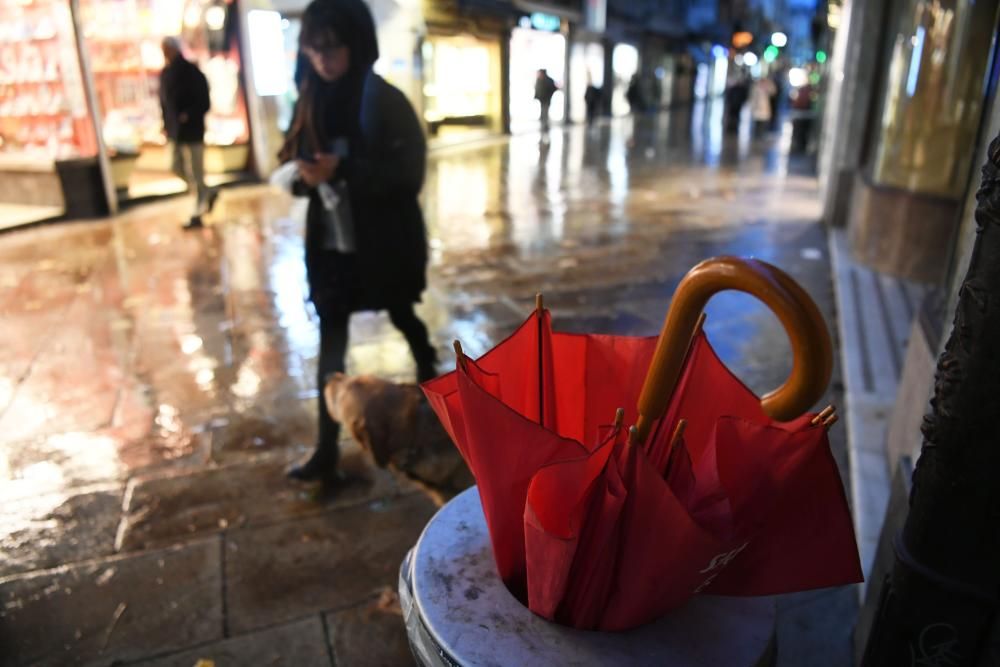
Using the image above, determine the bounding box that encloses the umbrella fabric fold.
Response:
[423,277,861,631]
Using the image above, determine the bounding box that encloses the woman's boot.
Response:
[287,393,342,484]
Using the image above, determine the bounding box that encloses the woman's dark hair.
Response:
[299,0,378,70]
[280,0,379,162]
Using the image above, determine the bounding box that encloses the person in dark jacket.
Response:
[534,69,558,133]
[626,74,646,114]
[584,77,602,126]
[160,37,217,229]
[280,0,437,487]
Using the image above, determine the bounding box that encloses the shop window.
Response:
[0,0,97,159]
[76,0,251,199]
[422,34,502,139]
[870,0,1000,197]
[509,26,566,131]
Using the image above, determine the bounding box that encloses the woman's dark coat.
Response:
[300,72,428,318]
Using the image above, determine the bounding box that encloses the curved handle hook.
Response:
[632,256,833,444]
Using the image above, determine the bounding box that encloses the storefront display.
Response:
[77,0,251,200]
[0,0,105,227]
[0,0,282,228]
[509,24,566,132]
[421,33,502,142]
[0,0,97,160]
[870,0,998,198]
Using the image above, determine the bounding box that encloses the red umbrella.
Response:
[422,257,862,631]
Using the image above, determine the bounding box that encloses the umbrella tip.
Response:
[535,293,544,313]
[811,404,835,425]
[614,408,625,428]
[672,419,688,441]
[453,340,465,369]
[627,425,639,445]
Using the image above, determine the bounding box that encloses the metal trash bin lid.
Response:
[400,487,776,667]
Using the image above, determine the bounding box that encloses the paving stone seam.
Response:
[0,291,79,429]
[120,449,301,488]
[107,313,142,431]
[113,476,139,552]
[320,611,337,667]
[108,609,355,666]
[113,486,425,558]
[220,532,230,640]
[220,488,425,535]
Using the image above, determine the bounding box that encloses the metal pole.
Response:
[861,134,1000,665]
[69,0,118,216]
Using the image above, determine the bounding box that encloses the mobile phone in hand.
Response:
[331,137,349,158]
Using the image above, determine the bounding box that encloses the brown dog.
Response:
[323,373,474,504]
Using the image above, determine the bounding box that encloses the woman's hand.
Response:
[297,153,340,187]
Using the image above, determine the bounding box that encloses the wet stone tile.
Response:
[116,442,406,553]
[132,615,332,667]
[0,428,200,501]
[0,538,222,667]
[208,406,314,465]
[0,353,123,445]
[0,487,122,577]
[776,587,857,667]
[326,595,412,667]
[112,427,214,481]
[225,492,436,635]
[0,111,848,664]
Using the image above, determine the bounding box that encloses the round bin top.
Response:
[408,487,776,667]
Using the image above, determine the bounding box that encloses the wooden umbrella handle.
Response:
[632,256,833,444]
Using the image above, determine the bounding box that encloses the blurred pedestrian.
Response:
[279,0,437,488]
[750,76,776,137]
[535,69,558,133]
[626,74,646,114]
[160,37,218,230]
[724,73,750,133]
[584,77,602,125]
[768,67,785,133]
[790,78,817,153]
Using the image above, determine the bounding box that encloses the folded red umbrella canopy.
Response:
[422,257,863,631]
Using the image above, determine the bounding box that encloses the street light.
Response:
[787,67,808,88]
[771,31,788,48]
[732,31,753,49]
[743,52,758,67]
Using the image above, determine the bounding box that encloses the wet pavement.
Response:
[0,104,854,666]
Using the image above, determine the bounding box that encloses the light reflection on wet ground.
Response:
[0,104,828,546]
[0,107,850,666]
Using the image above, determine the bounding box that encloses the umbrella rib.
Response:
[811,404,835,425]
[536,293,545,429]
[662,419,688,479]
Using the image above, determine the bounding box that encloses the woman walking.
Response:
[280,0,437,487]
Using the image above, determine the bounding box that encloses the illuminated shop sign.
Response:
[530,12,561,31]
